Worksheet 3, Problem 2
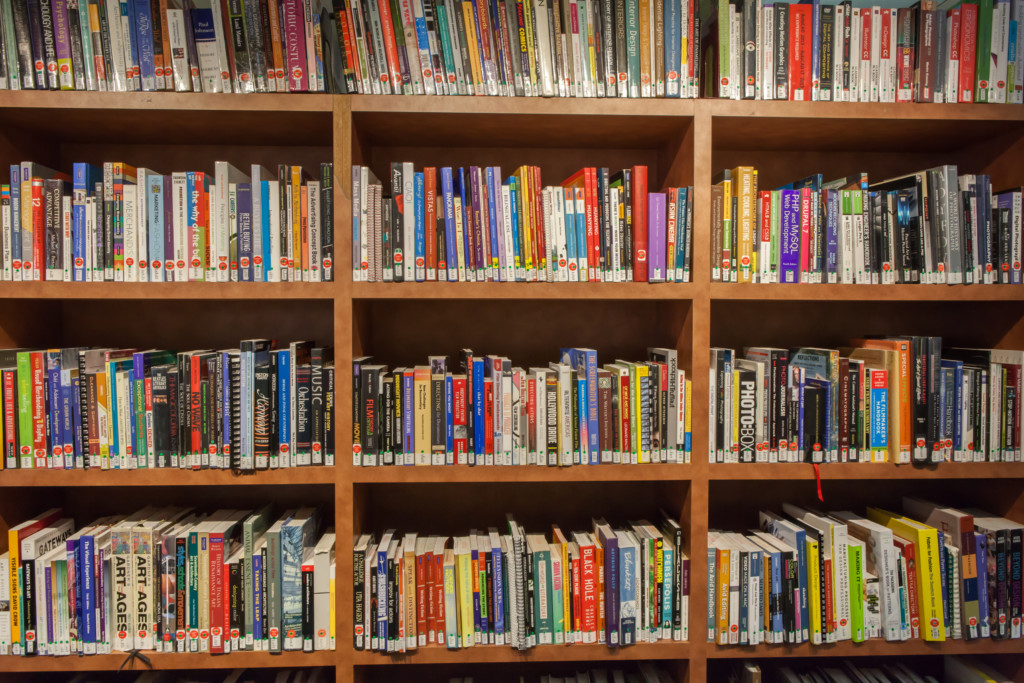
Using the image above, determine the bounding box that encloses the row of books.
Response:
[0,0,345,93]
[353,511,689,653]
[712,165,1023,286]
[0,341,336,472]
[0,506,336,658]
[709,500,1023,647]
[352,164,694,284]
[710,339,1024,465]
[2,162,335,283]
[732,656,1015,683]
[706,0,1024,104]
[353,347,692,467]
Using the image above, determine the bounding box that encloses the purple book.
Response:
[469,167,486,278]
[281,0,308,91]
[51,0,73,88]
[647,192,667,282]
[780,189,802,283]
[163,175,175,279]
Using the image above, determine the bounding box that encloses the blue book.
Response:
[507,179,522,278]
[490,534,504,641]
[414,172,425,281]
[281,512,315,650]
[976,532,990,636]
[46,351,62,465]
[402,370,414,464]
[10,165,21,269]
[472,358,485,462]
[618,534,637,645]
[665,0,681,96]
[780,190,801,283]
[485,168,499,276]
[276,349,290,462]
[80,533,96,646]
[560,348,600,464]
[131,0,156,90]
[574,192,587,278]
[870,369,888,454]
[440,167,458,279]
[563,187,577,276]
[252,547,264,643]
[445,374,454,460]
[261,180,271,282]
[825,189,839,281]
[237,183,253,282]
[72,164,101,281]
[119,0,139,87]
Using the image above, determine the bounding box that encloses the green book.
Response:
[969,0,994,102]
[527,534,553,644]
[16,351,33,468]
[848,538,866,642]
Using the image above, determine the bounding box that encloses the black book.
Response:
[11,0,35,88]
[152,365,171,467]
[381,196,393,280]
[386,545,397,648]
[228,353,241,469]
[324,363,335,466]
[841,0,852,94]
[381,372,394,465]
[648,362,661,454]
[804,380,827,463]
[66,0,86,89]
[227,0,253,91]
[295,364,313,465]
[166,365,180,466]
[253,359,271,470]
[302,554,314,651]
[310,346,332,465]
[613,0,627,97]
[43,178,63,281]
[598,167,611,278]
[352,356,372,463]
[774,3,788,98]
[38,0,57,87]
[742,0,756,99]
[244,0,268,92]
[320,163,334,280]
[25,0,48,89]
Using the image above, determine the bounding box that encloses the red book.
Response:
[337,4,358,81]
[376,0,404,92]
[579,537,597,642]
[789,4,813,100]
[190,354,202,469]
[416,549,427,646]
[484,379,494,459]
[959,3,977,102]
[620,372,632,455]
[880,9,892,93]
[894,537,920,638]
[586,168,601,280]
[3,369,16,467]
[453,375,467,461]
[31,351,45,468]
[759,190,771,272]
[31,178,44,281]
[823,554,835,636]
[208,531,227,654]
[424,548,435,644]
[432,548,445,645]
[799,188,811,280]
[631,165,648,281]
[424,167,437,279]
[572,551,582,640]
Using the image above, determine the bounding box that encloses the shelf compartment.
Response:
[0,297,333,351]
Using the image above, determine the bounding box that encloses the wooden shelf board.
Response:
[351,464,691,483]
[0,650,336,671]
[0,281,338,300]
[350,95,695,118]
[710,283,1024,302]
[707,638,1024,658]
[352,641,688,665]
[708,462,1024,480]
[351,282,696,300]
[0,467,336,487]
[707,99,1024,121]
[0,90,335,112]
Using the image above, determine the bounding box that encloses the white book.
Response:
[887,9,898,102]
[360,166,371,282]
[552,188,569,282]
[500,183,516,283]
[267,181,282,282]
[215,162,248,282]
[170,173,188,282]
[123,183,138,282]
[62,195,73,282]
[166,9,192,92]
[833,4,845,102]
[991,0,1010,102]
[833,511,901,642]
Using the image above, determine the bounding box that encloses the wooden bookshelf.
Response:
[1,93,1023,683]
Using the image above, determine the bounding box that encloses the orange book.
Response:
[638,0,652,96]
[266,0,286,89]
[851,338,912,463]
[291,166,302,277]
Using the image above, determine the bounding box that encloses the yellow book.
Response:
[684,379,693,460]
[634,363,650,463]
[522,0,537,91]
[414,367,431,466]
[714,537,730,644]
[805,535,823,644]
[96,371,110,469]
[291,166,302,279]
[866,508,946,641]
[455,536,474,648]
[516,168,533,275]
[329,560,336,650]
[732,166,756,283]
[720,177,733,280]
[461,2,484,94]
